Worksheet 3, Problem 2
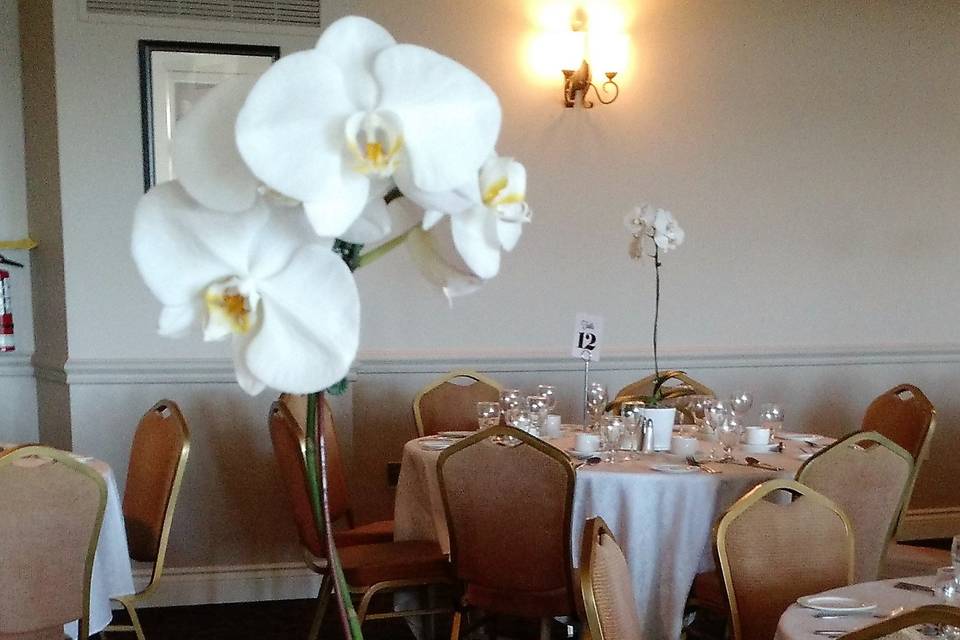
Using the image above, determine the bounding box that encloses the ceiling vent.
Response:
[84,1,322,27]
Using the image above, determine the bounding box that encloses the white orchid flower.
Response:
[131,182,360,395]
[652,209,685,252]
[405,155,530,279]
[234,15,502,240]
[624,204,656,235]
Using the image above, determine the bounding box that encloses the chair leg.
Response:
[308,574,333,640]
[450,610,462,640]
[540,617,551,640]
[124,601,147,640]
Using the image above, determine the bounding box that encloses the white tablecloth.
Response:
[65,458,136,639]
[775,575,939,640]
[395,431,812,639]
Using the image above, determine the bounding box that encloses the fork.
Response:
[686,456,720,474]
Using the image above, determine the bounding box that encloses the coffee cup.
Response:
[744,426,771,445]
[670,435,698,457]
[544,414,562,437]
[575,433,600,454]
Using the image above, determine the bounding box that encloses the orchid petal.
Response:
[173,75,261,212]
[375,44,501,192]
[407,217,484,303]
[315,16,395,109]
[236,49,355,206]
[451,206,501,279]
[422,210,444,230]
[340,195,392,244]
[497,219,523,252]
[302,169,371,237]
[158,304,197,337]
[232,330,266,395]
[245,245,360,393]
[395,165,479,216]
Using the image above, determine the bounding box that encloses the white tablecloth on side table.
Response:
[395,432,811,639]
[64,458,136,639]
[776,575,942,640]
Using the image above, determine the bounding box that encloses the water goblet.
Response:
[717,417,741,461]
[729,392,753,423]
[932,566,960,638]
[537,384,558,413]
[499,389,521,426]
[600,415,624,463]
[952,534,960,572]
[526,395,549,436]
[585,383,608,430]
[759,403,784,442]
[477,401,501,431]
[619,411,640,461]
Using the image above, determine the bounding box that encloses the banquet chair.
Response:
[269,401,452,639]
[796,431,913,582]
[715,479,854,640]
[608,370,714,414]
[837,604,960,640]
[579,517,642,640]
[0,445,107,640]
[279,393,393,546]
[438,425,578,640]
[105,400,190,640]
[413,369,502,437]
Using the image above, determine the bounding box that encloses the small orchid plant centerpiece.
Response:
[624,204,685,405]
[130,16,530,639]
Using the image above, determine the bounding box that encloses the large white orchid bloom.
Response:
[406,156,530,279]
[235,16,502,240]
[131,182,360,395]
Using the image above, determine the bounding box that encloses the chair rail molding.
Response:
[0,354,33,377]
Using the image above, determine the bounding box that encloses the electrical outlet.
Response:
[386,461,401,487]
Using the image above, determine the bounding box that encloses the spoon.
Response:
[574,456,602,469]
[686,456,721,474]
[744,456,784,471]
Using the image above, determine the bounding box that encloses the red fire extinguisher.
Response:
[0,268,15,352]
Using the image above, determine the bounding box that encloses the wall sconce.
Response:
[561,8,620,108]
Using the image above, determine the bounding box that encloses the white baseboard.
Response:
[898,507,960,541]
[131,563,321,608]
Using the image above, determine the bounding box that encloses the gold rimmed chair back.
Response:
[797,431,913,582]
[438,425,578,639]
[838,604,960,640]
[106,400,190,640]
[609,371,714,414]
[269,402,451,639]
[715,479,854,640]
[860,384,936,539]
[413,369,502,437]
[579,517,642,640]
[0,445,107,640]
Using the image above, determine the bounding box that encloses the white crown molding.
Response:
[47,343,960,384]
[0,354,35,377]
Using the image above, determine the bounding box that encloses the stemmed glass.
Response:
[952,534,960,572]
[477,402,500,430]
[759,403,784,442]
[498,389,522,427]
[619,410,641,461]
[729,392,753,424]
[537,384,557,414]
[526,395,548,436]
[934,566,960,638]
[717,418,740,461]
[585,383,608,430]
[600,415,624,463]
[704,400,729,460]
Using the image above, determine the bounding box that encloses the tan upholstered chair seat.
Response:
[338,540,450,587]
[334,519,395,547]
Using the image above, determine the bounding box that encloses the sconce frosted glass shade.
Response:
[587,32,628,74]
[558,31,587,70]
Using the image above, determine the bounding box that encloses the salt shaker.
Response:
[641,417,655,454]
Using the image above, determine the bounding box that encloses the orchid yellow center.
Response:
[480,168,530,224]
[344,111,403,178]
[203,278,260,341]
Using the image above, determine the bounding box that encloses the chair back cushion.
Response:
[861,384,935,462]
[279,394,351,523]
[716,480,853,640]
[414,370,501,437]
[122,400,189,562]
[797,431,913,581]
[580,517,642,640]
[0,447,106,635]
[438,427,575,617]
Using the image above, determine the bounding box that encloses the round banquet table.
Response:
[775,575,942,640]
[1,445,136,639]
[394,429,821,640]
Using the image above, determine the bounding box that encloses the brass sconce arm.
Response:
[562,60,619,109]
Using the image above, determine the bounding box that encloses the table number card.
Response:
[571,313,604,362]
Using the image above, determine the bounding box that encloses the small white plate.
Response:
[420,438,457,451]
[650,463,699,474]
[740,442,778,453]
[795,452,815,461]
[797,595,877,614]
[437,431,474,438]
[778,432,822,442]
[567,449,600,459]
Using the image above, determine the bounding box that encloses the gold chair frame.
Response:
[0,445,107,640]
[838,604,960,640]
[412,369,503,438]
[715,479,855,640]
[105,401,191,640]
[437,424,578,640]
[861,384,937,540]
[796,430,913,580]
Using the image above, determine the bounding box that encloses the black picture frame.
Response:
[138,40,281,191]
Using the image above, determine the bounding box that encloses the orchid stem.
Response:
[653,244,661,381]
[355,225,417,269]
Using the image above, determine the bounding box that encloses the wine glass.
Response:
[585,383,608,430]
[477,401,500,430]
[932,566,960,638]
[729,392,753,423]
[619,410,640,461]
[703,400,729,460]
[600,415,624,462]
[759,403,784,442]
[526,395,548,436]
[953,534,960,572]
[499,389,521,426]
[717,417,742,461]
[537,384,558,414]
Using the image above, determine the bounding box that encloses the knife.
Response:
[894,581,934,594]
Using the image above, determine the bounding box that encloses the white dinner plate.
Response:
[650,463,699,474]
[777,432,823,442]
[567,449,600,459]
[740,442,778,453]
[419,438,457,451]
[796,596,877,614]
[437,431,474,438]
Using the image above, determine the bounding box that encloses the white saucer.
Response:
[797,595,877,614]
[650,463,698,474]
[437,431,474,438]
[567,449,600,459]
[420,438,456,451]
[777,432,823,442]
[740,442,778,453]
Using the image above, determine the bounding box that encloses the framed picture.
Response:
[138,40,281,190]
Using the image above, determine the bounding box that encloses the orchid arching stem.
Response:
[653,244,661,381]
[355,225,417,269]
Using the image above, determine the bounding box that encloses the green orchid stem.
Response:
[306,392,364,640]
[355,225,417,269]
